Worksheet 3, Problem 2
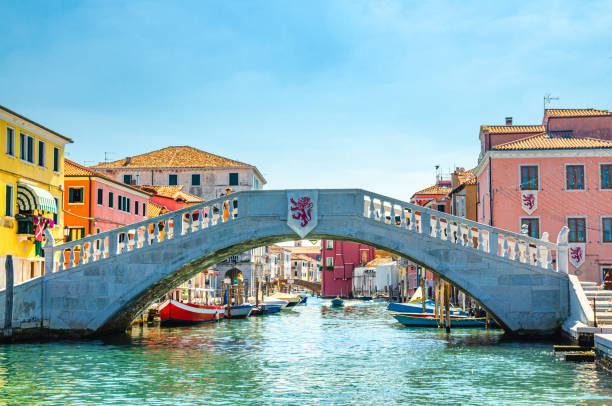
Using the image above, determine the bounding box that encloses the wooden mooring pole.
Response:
[445,282,451,333]
[4,255,14,338]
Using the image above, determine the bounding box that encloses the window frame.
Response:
[135,201,139,216]
[229,173,239,186]
[600,163,612,190]
[108,191,114,209]
[519,165,539,191]
[5,184,14,217]
[519,217,540,239]
[191,173,201,186]
[567,217,587,243]
[25,133,34,164]
[326,257,333,270]
[142,203,146,217]
[6,126,15,157]
[123,174,133,185]
[565,163,585,191]
[68,187,85,204]
[326,240,333,249]
[53,147,60,173]
[602,216,612,244]
[97,188,103,206]
[37,139,45,168]
[168,174,178,186]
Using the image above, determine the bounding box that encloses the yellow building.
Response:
[0,105,72,284]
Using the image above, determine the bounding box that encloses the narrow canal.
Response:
[1,298,612,405]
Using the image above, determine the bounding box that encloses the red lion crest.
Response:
[290,197,313,227]
[522,193,535,210]
[570,246,583,263]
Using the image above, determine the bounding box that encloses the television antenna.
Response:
[104,152,115,162]
[544,93,559,112]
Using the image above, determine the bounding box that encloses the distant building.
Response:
[291,254,318,281]
[448,167,477,220]
[320,240,375,297]
[63,159,151,240]
[270,245,292,279]
[133,185,202,212]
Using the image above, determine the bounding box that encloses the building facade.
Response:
[320,240,375,297]
[63,159,151,240]
[0,105,72,285]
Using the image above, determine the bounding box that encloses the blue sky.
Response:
[2,1,612,201]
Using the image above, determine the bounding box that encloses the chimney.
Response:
[505,117,513,126]
[123,156,132,166]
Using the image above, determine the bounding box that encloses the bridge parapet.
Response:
[358,190,567,274]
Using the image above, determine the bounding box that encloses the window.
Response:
[108,192,114,208]
[229,173,239,186]
[521,218,539,239]
[53,198,58,224]
[19,133,25,160]
[520,166,538,190]
[118,195,123,211]
[123,175,132,185]
[603,218,612,243]
[602,165,612,189]
[5,184,14,216]
[68,187,84,203]
[126,198,131,213]
[142,203,146,216]
[38,140,45,167]
[192,174,201,186]
[326,240,333,249]
[568,218,586,243]
[97,188,103,205]
[169,174,178,186]
[566,165,584,190]
[66,227,85,243]
[135,201,139,215]
[6,127,14,156]
[326,257,333,270]
[53,147,60,172]
[437,204,445,212]
[26,134,34,163]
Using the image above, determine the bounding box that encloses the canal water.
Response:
[1,298,612,405]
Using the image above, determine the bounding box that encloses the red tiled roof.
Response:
[493,133,612,150]
[412,185,451,196]
[545,108,612,118]
[64,159,152,196]
[147,201,168,218]
[481,125,546,134]
[133,185,203,203]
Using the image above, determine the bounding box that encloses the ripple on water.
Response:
[0,299,611,405]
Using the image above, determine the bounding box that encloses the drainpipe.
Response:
[88,176,93,236]
[488,156,493,226]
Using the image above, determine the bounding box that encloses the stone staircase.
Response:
[582,282,612,326]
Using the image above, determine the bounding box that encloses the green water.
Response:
[1,298,611,405]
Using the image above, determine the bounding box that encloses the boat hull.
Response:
[387,301,467,317]
[159,300,224,325]
[331,298,344,307]
[393,313,488,327]
[225,305,254,319]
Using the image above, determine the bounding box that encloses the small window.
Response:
[38,140,45,167]
[601,164,612,190]
[118,196,123,211]
[108,192,114,208]
[142,203,146,216]
[97,188,103,205]
[603,218,612,243]
[126,198,131,213]
[326,257,333,270]
[192,174,201,186]
[135,201,139,215]
[123,175,132,185]
[229,173,239,186]
[326,240,333,249]
[53,147,60,172]
[521,218,539,239]
[520,166,538,190]
[169,174,178,186]
[566,165,585,190]
[26,135,34,163]
[53,197,58,224]
[568,218,586,243]
[437,204,445,212]
[6,127,14,156]
[68,187,84,203]
[5,184,14,216]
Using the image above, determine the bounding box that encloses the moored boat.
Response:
[159,299,224,326]
[259,303,282,314]
[387,287,468,317]
[393,313,488,328]
[225,304,254,319]
[331,297,344,307]
[268,292,301,307]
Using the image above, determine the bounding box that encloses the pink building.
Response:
[321,240,375,298]
[475,109,612,283]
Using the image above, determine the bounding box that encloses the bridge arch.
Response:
[2,189,568,339]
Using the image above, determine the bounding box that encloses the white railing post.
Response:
[435,217,441,239]
[420,212,430,235]
[43,229,55,275]
[557,226,569,274]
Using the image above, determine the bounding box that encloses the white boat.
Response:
[260,297,290,309]
[267,292,301,307]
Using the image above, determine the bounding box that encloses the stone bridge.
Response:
[281,279,321,294]
[0,189,570,340]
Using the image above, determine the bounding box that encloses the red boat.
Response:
[159,299,225,325]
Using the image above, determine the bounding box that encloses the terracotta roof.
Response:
[545,108,612,118]
[147,201,168,218]
[365,256,394,267]
[293,254,316,262]
[412,184,451,196]
[64,159,152,196]
[285,246,321,255]
[91,146,252,169]
[493,134,612,150]
[481,125,545,134]
[134,185,203,203]
[456,168,476,186]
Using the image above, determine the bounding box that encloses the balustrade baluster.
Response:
[547,249,553,270]
[368,198,375,220]
[144,225,150,246]
[489,232,498,255]
[467,227,474,248]
[187,212,194,233]
[477,230,484,251]
[173,214,183,237]
[420,212,430,235]
[435,217,441,239]
[68,248,75,269]
[409,210,416,231]
[153,222,160,244]
[502,237,509,258]
[536,246,544,268]
[133,228,140,250]
[58,250,65,271]
[108,233,118,255]
[512,240,520,261]
[87,241,94,263]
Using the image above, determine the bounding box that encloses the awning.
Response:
[17,183,58,214]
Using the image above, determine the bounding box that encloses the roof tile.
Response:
[493,134,612,150]
[545,108,612,118]
[481,125,545,134]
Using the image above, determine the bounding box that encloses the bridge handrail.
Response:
[358,189,564,272]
